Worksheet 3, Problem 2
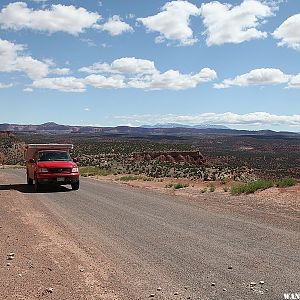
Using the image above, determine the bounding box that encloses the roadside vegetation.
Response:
[208,183,216,192]
[118,175,154,182]
[274,177,297,188]
[173,183,189,189]
[165,182,189,189]
[80,166,113,177]
[230,178,297,195]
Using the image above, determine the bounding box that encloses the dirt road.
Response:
[0,169,299,300]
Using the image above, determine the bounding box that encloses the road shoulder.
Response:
[0,173,119,300]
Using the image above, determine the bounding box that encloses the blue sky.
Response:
[0,0,299,131]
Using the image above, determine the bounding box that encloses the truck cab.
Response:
[25,144,80,191]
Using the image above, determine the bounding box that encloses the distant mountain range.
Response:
[0,122,299,137]
[141,123,229,129]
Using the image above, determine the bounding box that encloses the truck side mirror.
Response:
[29,158,35,163]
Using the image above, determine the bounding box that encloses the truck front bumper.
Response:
[36,173,79,185]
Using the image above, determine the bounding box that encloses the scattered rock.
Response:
[223,288,227,291]
[7,253,15,260]
[211,282,216,287]
[46,288,54,293]
[250,282,256,287]
[149,293,155,297]
[174,291,179,295]
[157,287,162,291]
[7,263,11,266]
[259,281,265,285]
[228,266,233,269]
[80,268,84,272]
[18,273,22,277]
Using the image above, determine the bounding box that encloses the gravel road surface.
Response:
[0,168,299,300]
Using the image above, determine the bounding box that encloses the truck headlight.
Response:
[38,168,48,173]
[72,167,79,173]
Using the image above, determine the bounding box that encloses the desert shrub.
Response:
[274,177,296,188]
[142,176,154,181]
[165,183,174,188]
[220,178,229,185]
[119,175,141,181]
[208,184,216,192]
[231,178,296,195]
[223,186,229,192]
[230,184,245,195]
[201,188,207,193]
[230,179,274,195]
[173,183,189,189]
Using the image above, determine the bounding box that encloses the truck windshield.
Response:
[37,151,72,161]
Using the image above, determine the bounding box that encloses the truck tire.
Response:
[34,175,40,192]
[71,181,79,190]
[27,172,33,185]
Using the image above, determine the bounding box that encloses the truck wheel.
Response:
[34,175,40,192]
[27,172,33,185]
[71,181,79,190]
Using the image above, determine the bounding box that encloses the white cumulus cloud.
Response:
[137,1,200,46]
[273,13,300,51]
[200,0,275,46]
[30,74,126,92]
[0,83,13,89]
[31,77,86,92]
[79,57,156,75]
[23,87,33,92]
[79,57,216,90]
[50,68,71,75]
[0,38,49,79]
[288,74,300,89]
[0,2,101,35]
[94,15,133,36]
[31,57,217,92]
[15,56,49,80]
[79,63,112,74]
[0,38,71,80]
[111,57,156,74]
[114,112,300,127]
[128,68,217,90]
[214,68,290,88]
[84,74,126,89]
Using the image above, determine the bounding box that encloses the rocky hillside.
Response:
[132,150,206,165]
[0,134,25,165]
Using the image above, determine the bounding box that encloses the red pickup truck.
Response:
[25,144,80,192]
